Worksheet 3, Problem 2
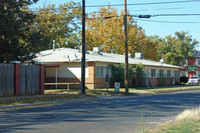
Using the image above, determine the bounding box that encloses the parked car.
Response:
[188,76,199,85]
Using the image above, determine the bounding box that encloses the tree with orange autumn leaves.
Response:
[85,6,157,61]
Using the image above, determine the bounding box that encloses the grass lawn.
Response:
[149,108,200,133]
[155,120,200,133]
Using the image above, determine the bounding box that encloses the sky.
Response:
[30,0,200,50]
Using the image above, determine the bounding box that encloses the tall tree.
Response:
[156,31,199,65]
[0,0,50,63]
[35,2,82,49]
[85,6,157,60]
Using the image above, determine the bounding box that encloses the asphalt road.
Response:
[1,90,200,133]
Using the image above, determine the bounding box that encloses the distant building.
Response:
[181,51,200,78]
[36,47,182,89]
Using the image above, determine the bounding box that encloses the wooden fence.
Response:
[20,64,40,95]
[0,64,14,96]
[0,62,44,97]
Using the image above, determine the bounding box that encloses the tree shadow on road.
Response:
[0,91,200,132]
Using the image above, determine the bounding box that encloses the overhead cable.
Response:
[134,18,200,23]
[86,0,200,8]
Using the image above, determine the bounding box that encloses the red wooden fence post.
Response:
[10,61,21,96]
[36,62,45,95]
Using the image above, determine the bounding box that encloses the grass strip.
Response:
[0,94,93,106]
[45,85,200,96]
[149,107,200,133]
[151,120,200,133]
[131,85,200,94]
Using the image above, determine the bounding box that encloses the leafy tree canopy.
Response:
[156,31,199,65]
[85,6,157,61]
[35,1,82,49]
[0,0,50,63]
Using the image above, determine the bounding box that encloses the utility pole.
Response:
[124,0,129,93]
[81,0,86,94]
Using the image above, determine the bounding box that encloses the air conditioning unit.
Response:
[93,47,101,55]
[135,53,143,59]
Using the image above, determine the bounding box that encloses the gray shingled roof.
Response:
[36,48,182,69]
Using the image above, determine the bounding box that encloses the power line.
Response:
[87,14,200,18]
[134,18,200,23]
[129,6,200,12]
[86,14,200,23]
[130,13,200,18]
[88,6,200,16]
[86,16,200,23]
[86,0,200,8]
[154,13,200,17]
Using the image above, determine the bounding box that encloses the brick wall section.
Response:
[95,78,106,88]
[149,78,171,86]
[39,64,45,94]
[12,62,20,96]
[149,78,180,86]
[87,62,96,89]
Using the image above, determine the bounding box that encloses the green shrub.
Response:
[108,63,145,87]
[180,76,188,83]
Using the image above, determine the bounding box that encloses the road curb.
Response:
[0,97,100,110]
[154,88,200,95]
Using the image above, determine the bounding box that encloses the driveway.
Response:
[0,90,200,133]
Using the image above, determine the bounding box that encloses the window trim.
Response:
[197,59,200,65]
[151,69,156,78]
[96,66,105,78]
[167,70,171,78]
[159,69,164,78]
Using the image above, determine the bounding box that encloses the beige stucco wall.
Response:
[45,62,181,89]
[46,63,89,78]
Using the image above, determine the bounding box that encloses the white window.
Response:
[159,70,164,78]
[186,59,188,65]
[96,66,104,77]
[151,69,156,77]
[167,70,171,78]
[197,59,200,65]
[181,72,186,77]
[145,69,150,77]
[175,71,179,78]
